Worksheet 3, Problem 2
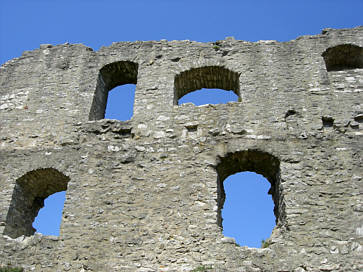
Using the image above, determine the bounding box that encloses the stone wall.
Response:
[0,27,362,271]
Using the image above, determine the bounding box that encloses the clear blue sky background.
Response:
[1,0,362,247]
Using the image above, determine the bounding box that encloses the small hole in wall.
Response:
[284,109,297,119]
[33,191,66,236]
[105,84,136,120]
[186,125,198,132]
[222,172,275,247]
[322,116,334,128]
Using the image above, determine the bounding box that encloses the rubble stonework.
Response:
[0,27,362,271]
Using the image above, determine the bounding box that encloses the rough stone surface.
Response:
[0,27,362,271]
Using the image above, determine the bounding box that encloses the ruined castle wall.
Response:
[0,27,362,271]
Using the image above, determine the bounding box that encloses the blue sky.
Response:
[1,0,362,64]
[1,0,362,247]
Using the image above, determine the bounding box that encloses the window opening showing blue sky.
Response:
[178,88,239,105]
[33,191,66,236]
[222,172,275,247]
[105,84,136,120]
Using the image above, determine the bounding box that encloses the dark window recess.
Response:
[322,44,363,71]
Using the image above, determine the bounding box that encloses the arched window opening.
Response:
[174,66,240,105]
[32,191,66,236]
[105,84,136,120]
[216,150,283,248]
[89,61,138,120]
[178,88,239,105]
[322,44,363,71]
[222,172,275,248]
[4,168,70,238]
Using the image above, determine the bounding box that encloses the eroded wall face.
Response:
[0,27,362,271]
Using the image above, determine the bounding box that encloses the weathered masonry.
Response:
[0,27,362,271]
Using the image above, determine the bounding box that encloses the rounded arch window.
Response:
[216,150,284,247]
[89,61,138,120]
[174,66,240,105]
[4,168,70,238]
